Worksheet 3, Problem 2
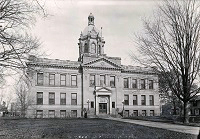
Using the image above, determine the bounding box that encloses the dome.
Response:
[82,25,100,36]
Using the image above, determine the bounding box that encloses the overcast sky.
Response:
[32,0,160,65]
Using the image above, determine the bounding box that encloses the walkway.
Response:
[104,117,200,135]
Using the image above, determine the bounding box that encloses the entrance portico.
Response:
[95,87,112,115]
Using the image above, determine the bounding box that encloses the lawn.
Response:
[0,118,197,139]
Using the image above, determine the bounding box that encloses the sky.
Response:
[1,0,162,105]
[32,0,160,65]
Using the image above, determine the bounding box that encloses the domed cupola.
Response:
[78,13,105,61]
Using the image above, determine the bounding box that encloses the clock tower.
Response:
[78,13,105,62]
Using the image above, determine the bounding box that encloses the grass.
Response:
[0,118,197,139]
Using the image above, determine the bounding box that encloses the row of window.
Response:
[37,73,77,86]
[131,110,155,116]
[190,109,200,116]
[90,75,115,87]
[36,110,77,118]
[37,73,155,90]
[124,95,154,106]
[123,78,154,89]
[37,92,77,105]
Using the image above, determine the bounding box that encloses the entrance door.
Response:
[99,103,107,114]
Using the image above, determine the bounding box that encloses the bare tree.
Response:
[0,0,45,80]
[15,76,32,117]
[134,0,200,123]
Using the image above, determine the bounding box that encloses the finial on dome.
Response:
[88,13,94,26]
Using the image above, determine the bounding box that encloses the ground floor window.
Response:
[112,102,115,108]
[150,110,154,116]
[195,109,199,115]
[49,110,55,118]
[60,110,66,118]
[36,110,43,118]
[71,110,77,117]
[133,110,138,116]
[141,110,146,116]
[125,110,129,117]
[91,101,94,108]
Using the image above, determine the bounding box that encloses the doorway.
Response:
[99,103,107,114]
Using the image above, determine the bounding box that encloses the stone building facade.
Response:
[26,13,160,118]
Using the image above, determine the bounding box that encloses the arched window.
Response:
[84,43,88,53]
[91,43,96,53]
[98,45,101,54]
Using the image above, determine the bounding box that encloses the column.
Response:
[95,95,99,115]
[109,95,112,115]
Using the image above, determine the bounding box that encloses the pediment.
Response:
[95,87,111,92]
[83,58,121,69]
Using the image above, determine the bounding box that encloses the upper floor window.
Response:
[84,43,88,53]
[149,80,153,89]
[37,92,43,105]
[110,76,115,87]
[60,74,66,86]
[133,95,137,105]
[71,93,77,105]
[141,79,145,89]
[71,75,77,86]
[90,75,95,86]
[124,95,129,105]
[141,95,146,105]
[49,92,55,105]
[149,95,154,106]
[193,101,197,106]
[49,74,55,86]
[112,102,115,108]
[124,78,129,88]
[100,75,106,86]
[132,79,137,89]
[37,73,43,85]
[60,93,66,105]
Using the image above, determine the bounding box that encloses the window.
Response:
[49,74,55,85]
[193,101,197,106]
[49,92,55,105]
[132,79,137,89]
[60,93,66,105]
[100,75,106,86]
[71,110,77,117]
[141,95,146,105]
[37,92,43,105]
[149,80,153,89]
[36,110,43,118]
[49,110,55,118]
[142,110,146,116]
[71,93,77,105]
[133,95,137,105]
[90,75,95,86]
[37,73,43,85]
[133,110,138,116]
[110,76,115,87]
[124,78,129,88]
[91,43,96,53]
[60,110,66,118]
[195,109,199,115]
[124,95,129,105]
[150,110,154,116]
[112,102,115,108]
[60,74,66,86]
[71,75,77,86]
[84,43,88,53]
[149,95,154,106]
[91,101,94,108]
[141,79,145,89]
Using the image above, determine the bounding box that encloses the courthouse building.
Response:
[26,13,160,118]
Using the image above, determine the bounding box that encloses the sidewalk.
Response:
[104,117,200,135]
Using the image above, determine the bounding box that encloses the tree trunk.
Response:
[183,101,189,124]
[172,99,177,115]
